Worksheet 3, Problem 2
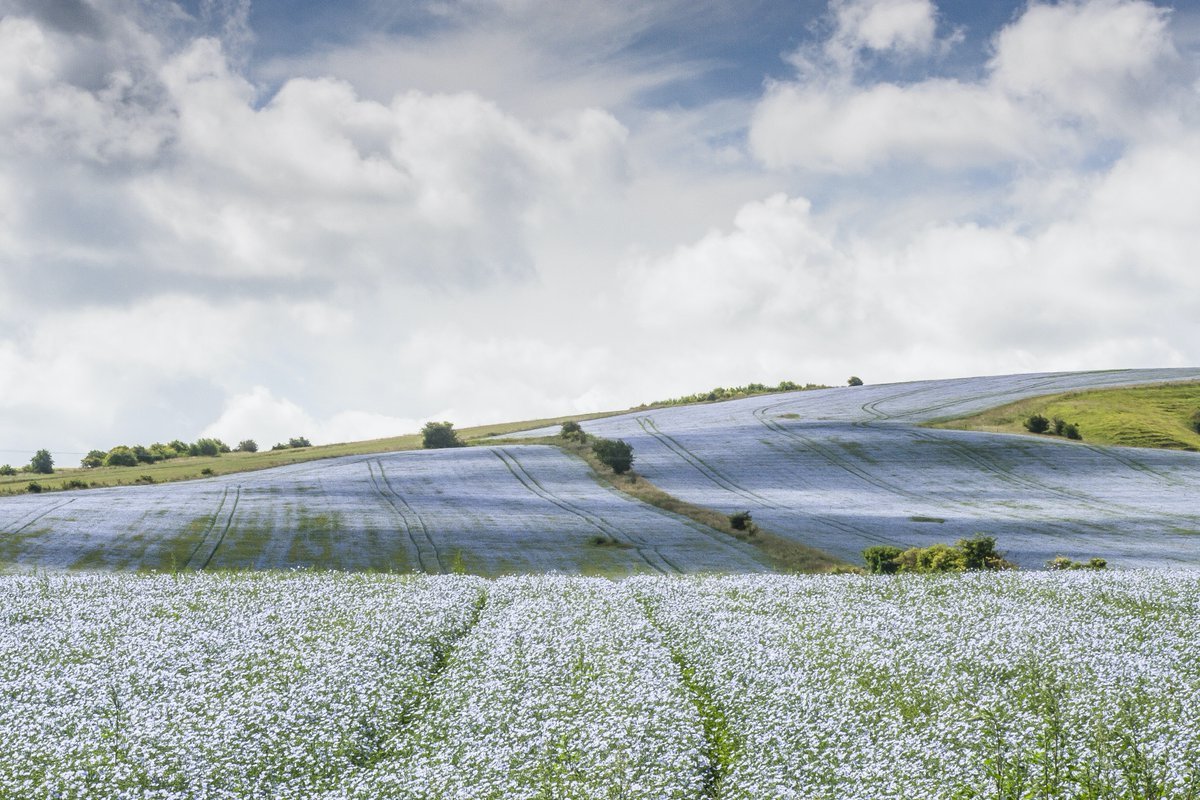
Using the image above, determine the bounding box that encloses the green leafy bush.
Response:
[104,446,139,467]
[189,438,228,457]
[1190,409,1200,434]
[865,536,1014,574]
[81,450,106,468]
[288,437,311,448]
[422,421,463,449]
[1024,414,1050,434]
[592,438,634,474]
[0,464,16,476]
[863,545,906,574]
[26,482,44,493]
[1047,555,1107,570]
[63,479,88,490]
[848,376,864,386]
[560,421,587,443]
[236,439,259,453]
[1063,423,1081,440]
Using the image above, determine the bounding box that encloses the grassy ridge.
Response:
[930,381,1200,450]
[0,411,620,495]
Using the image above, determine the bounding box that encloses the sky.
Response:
[2,0,1200,462]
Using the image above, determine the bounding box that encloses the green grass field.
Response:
[0,411,620,496]
[931,381,1200,450]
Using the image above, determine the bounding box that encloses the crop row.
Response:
[1,571,1197,798]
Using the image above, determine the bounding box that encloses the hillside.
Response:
[929,381,1200,451]
[2,368,1200,573]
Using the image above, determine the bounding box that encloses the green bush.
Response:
[63,479,89,490]
[863,545,905,575]
[29,449,54,475]
[1047,555,1107,571]
[1063,423,1081,440]
[422,421,463,449]
[236,439,258,453]
[592,438,634,474]
[288,437,311,449]
[189,438,228,457]
[81,450,106,468]
[105,446,139,467]
[560,421,587,443]
[848,376,864,387]
[1024,414,1050,434]
[26,481,44,494]
[957,535,1014,571]
[1189,410,1200,434]
[0,464,16,476]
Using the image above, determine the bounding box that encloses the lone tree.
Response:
[848,376,864,387]
[29,449,54,475]
[236,439,259,453]
[422,421,463,449]
[592,438,634,474]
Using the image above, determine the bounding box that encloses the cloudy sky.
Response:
[2,0,1199,461]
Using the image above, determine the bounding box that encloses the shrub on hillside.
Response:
[1047,555,1107,570]
[0,464,16,476]
[63,479,88,490]
[560,421,587,443]
[104,446,139,468]
[422,422,463,449]
[592,438,634,474]
[848,376,864,387]
[863,545,906,575]
[189,438,229,457]
[288,437,311,449]
[1063,423,1081,440]
[81,450,106,468]
[236,439,258,453]
[1190,409,1200,434]
[1024,414,1050,434]
[865,536,1014,574]
[29,449,54,475]
[26,481,44,494]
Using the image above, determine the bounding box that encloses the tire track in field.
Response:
[366,460,441,574]
[377,461,445,573]
[2,498,76,536]
[492,447,674,574]
[186,487,241,570]
[635,417,779,510]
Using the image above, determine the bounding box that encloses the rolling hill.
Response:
[2,368,1200,573]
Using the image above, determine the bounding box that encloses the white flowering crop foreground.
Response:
[2,572,1198,799]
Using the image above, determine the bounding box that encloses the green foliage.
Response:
[168,440,190,455]
[29,449,54,474]
[105,446,139,468]
[236,439,259,453]
[0,464,17,476]
[592,438,634,474]
[81,450,106,468]
[866,536,1015,574]
[638,380,828,409]
[26,481,44,493]
[559,421,587,443]
[863,545,906,575]
[1063,422,1081,440]
[1024,414,1050,434]
[848,376,864,387]
[200,468,214,476]
[188,438,228,457]
[728,510,755,532]
[422,422,463,450]
[1046,555,1108,571]
[270,442,289,451]
[63,479,88,490]
[1189,409,1200,434]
